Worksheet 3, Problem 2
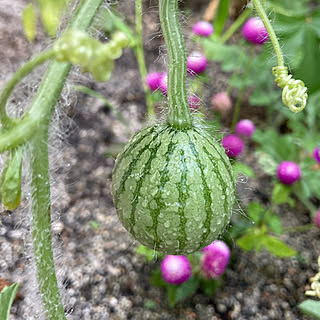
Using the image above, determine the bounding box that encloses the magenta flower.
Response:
[146,72,164,91]
[187,52,207,75]
[200,240,230,278]
[313,147,320,164]
[235,119,255,138]
[222,134,244,157]
[160,255,191,285]
[188,95,201,111]
[211,92,232,113]
[192,21,214,37]
[158,72,168,95]
[314,211,320,228]
[242,17,269,45]
[277,161,301,185]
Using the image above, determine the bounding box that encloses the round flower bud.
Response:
[242,17,269,45]
[146,72,164,92]
[235,119,255,138]
[188,95,201,111]
[211,92,232,113]
[200,240,230,278]
[192,21,214,37]
[222,134,244,157]
[313,147,320,164]
[277,161,301,185]
[160,255,191,285]
[187,52,207,75]
[314,211,320,228]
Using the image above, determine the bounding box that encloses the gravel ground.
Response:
[0,1,319,319]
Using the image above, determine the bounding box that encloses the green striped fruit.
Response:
[112,124,235,254]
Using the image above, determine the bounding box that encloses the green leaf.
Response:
[266,214,282,235]
[0,283,19,320]
[236,231,257,251]
[173,277,199,305]
[247,202,265,224]
[0,147,23,210]
[298,299,320,319]
[262,235,296,257]
[271,183,291,205]
[22,3,37,42]
[200,278,221,296]
[150,269,167,288]
[136,245,161,262]
[213,0,230,36]
[233,162,255,179]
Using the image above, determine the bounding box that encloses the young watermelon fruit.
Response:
[112,124,235,254]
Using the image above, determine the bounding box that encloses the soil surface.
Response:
[0,1,318,319]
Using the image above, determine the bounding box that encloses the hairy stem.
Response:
[26,0,105,318]
[159,0,192,129]
[220,6,252,43]
[0,50,54,129]
[251,0,284,66]
[135,0,155,120]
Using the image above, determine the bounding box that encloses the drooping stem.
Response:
[0,50,55,129]
[220,6,252,44]
[251,0,284,66]
[159,0,192,129]
[135,0,155,120]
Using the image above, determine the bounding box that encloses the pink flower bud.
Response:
[313,147,320,164]
[159,72,168,95]
[200,240,230,278]
[235,119,255,138]
[242,17,269,45]
[211,92,232,113]
[188,95,201,111]
[222,134,244,157]
[192,21,214,37]
[187,52,207,75]
[277,161,301,185]
[146,72,164,91]
[160,255,192,285]
[314,211,320,228]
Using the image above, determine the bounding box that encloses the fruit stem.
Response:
[251,0,284,67]
[220,5,252,43]
[159,0,192,129]
[135,0,155,120]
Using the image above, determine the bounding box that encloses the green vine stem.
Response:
[135,0,155,120]
[0,50,54,129]
[159,0,192,129]
[220,6,252,44]
[251,0,308,113]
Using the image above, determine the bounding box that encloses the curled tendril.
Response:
[272,66,308,113]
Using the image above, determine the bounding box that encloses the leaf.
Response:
[202,39,247,72]
[0,147,23,210]
[298,299,320,319]
[262,235,296,257]
[22,3,37,42]
[0,283,19,320]
[200,278,221,296]
[136,245,161,262]
[213,0,230,36]
[247,202,265,224]
[271,183,291,205]
[266,214,282,235]
[233,162,255,179]
[174,277,199,305]
[236,231,257,251]
[150,269,167,288]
